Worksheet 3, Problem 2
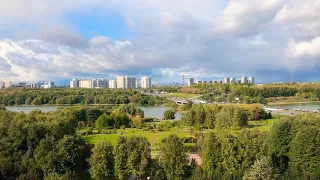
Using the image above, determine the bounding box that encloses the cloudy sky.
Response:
[0,0,319,84]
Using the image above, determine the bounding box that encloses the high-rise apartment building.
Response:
[248,77,255,84]
[109,80,117,89]
[70,78,79,88]
[224,77,230,84]
[117,76,136,89]
[116,76,125,89]
[141,77,151,88]
[48,82,54,88]
[230,78,236,83]
[79,79,97,88]
[96,79,108,88]
[241,77,248,84]
[4,81,12,88]
[196,81,202,84]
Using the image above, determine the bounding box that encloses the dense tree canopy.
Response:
[0,88,167,106]
[1,104,320,180]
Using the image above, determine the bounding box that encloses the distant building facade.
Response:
[224,77,230,84]
[48,82,54,88]
[109,80,117,89]
[248,77,255,84]
[79,79,97,88]
[96,79,108,88]
[141,77,151,88]
[188,78,194,86]
[70,78,79,88]
[117,76,136,89]
[241,77,248,84]
[230,77,236,83]
[4,81,12,88]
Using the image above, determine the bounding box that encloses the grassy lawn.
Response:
[82,117,281,146]
[163,93,199,99]
[83,128,194,146]
[247,117,279,132]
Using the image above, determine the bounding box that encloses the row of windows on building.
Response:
[70,76,151,89]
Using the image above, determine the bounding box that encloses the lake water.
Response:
[5,105,182,119]
[267,102,320,111]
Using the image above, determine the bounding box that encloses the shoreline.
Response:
[267,101,320,105]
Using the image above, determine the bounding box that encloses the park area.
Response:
[80,116,280,153]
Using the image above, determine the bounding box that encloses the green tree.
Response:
[266,119,292,173]
[243,156,278,180]
[164,109,176,120]
[89,141,115,180]
[202,133,222,179]
[114,137,129,179]
[127,136,151,178]
[95,113,113,129]
[289,126,320,178]
[159,134,188,180]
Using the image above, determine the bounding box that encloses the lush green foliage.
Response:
[0,88,167,106]
[88,141,115,180]
[0,109,86,180]
[182,104,267,129]
[164,108,176,120]
[194,83,320,103]
[1,105,320,180]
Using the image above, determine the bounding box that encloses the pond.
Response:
[267,102,320,111]
[5,105,182,119]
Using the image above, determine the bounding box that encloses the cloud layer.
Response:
[0,0,320,83]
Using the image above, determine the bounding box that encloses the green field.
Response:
[82,116,280,147]
[247,117,279,132]
[163,93,199,99]
[83,128,194,146]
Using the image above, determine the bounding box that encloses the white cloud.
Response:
[1,0,320,83]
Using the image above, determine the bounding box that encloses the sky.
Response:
[0,0,320,84]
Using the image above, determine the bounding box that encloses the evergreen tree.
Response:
[243,156,278,180]
[202,133,222,179]
[114,136,129,179]
[159,134,188,180]
[88,141,115,180]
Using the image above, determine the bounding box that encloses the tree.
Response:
[164,109,176,120]
[243,156,278,180]
[127,136,151,179]
[95,114,113,129]
[89,141,115,180]
[86,108,102,126]
[266,119,292,173]
[289,126,320,178]
[202,133,222,179]
[132,115,143,128]
[159,134,188,180]
[114,137,129,179]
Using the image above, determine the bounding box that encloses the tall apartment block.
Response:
[188,78,194,86]
[241,77,248,84]
[141,77,151,88]
[96,79,108,88]
[224,77,230,84]
[117,76,136,89]
[109,80,117,89]
[70,78,79,88]
[230,77,236,83]
[248,77,255,84]
[79,79,97,88]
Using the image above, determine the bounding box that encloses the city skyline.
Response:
[0,1,319,83]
